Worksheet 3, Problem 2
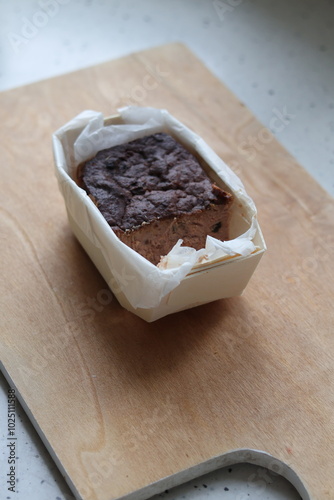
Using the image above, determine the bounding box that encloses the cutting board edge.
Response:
[0,360,83,500]
[0,42,186,99]
[1,41,331,500]
[1,360,311,500]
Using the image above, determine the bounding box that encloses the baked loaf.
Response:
[78,133,233,265]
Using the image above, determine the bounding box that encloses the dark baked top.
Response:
[79,133,230,231]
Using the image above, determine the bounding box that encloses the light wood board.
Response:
[0,43,333,500]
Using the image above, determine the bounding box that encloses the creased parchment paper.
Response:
[53,107,261,309]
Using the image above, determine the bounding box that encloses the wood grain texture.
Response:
[0,43,333,500]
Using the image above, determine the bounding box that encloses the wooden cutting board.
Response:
[1,43,333,500]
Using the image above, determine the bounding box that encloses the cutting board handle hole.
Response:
[180,449,311,500]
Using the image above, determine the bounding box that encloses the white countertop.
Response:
[1,0,333,499]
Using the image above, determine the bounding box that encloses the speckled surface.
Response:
[1,0,332,498]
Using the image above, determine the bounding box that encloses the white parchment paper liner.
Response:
[53,107,261,309]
